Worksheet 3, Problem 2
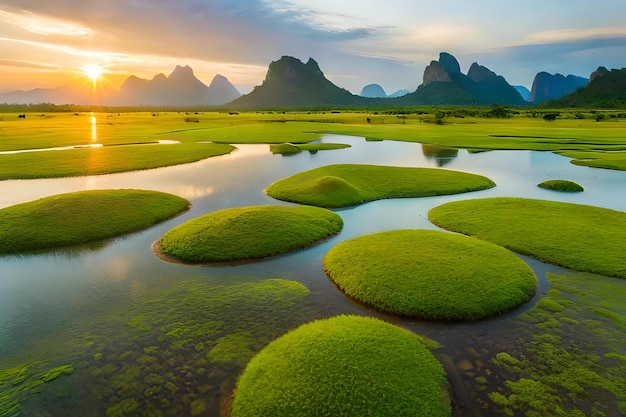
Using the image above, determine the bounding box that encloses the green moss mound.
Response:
[0,190,190,254]
[157,205,343,263]
[429,197,626,279]
[270,143,350,155]
[265,163,495,208]
[231,315,450,417]
[538,179,584,192]
[323,230,536,321]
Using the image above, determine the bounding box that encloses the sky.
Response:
[1,0,626,95]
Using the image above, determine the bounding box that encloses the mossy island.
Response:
[265,163,495,208]
[429,197,626,279]
[156,205,343,263]
[323,229,536,321]
[231,315,451,417]
[269,142,351,155]
[0,189,189,254]
[537,179,584,192]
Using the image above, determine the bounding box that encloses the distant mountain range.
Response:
[1,52,621,108]
[529,72,588,103]
[0,66,240,106]
[359,84,409,98]
[230,52,527,109]
[543,67,626,108]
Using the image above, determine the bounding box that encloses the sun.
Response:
[82,64,103,81]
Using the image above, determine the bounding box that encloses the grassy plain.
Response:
[0,189,189,254]
[266,164,495,208]
[157,205,343,263]
[429,197,626,279]
[231,315,450,417]
[323,230,536,321]
[2,111,626,179]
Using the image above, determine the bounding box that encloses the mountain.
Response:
[0,66,240,106]
[388,89,410,98]
[513,86,531,101]
[543,67,626,108]
[116,66,240,106]
[360,83,387,98]
[228,56,368,109]
[529,72,588,103]
[397,52,525,105]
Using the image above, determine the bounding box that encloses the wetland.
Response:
[1,111,625,416]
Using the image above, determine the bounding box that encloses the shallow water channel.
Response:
[1,134,625,416]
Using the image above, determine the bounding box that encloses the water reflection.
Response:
[421,144,459,167]
[1,134,626,416]
[90,112,97,143]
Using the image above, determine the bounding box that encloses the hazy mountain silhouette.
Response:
[229,56,369,108]
[360,84,387,98]
[529,72,588,103]
[397,52,526,105]
[0,66,239,106]
[543,67,626,108]
[116,66,240,106]
[513,86,531,101]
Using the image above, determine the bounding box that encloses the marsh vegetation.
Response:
[1,109,625,417]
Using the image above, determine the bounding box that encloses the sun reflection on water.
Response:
[90,113,97,143]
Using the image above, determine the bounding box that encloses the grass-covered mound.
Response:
[265,164,495,208]
[0,190,189,254]
[537,179,584,192]
[157,205,343,263]
[429,197,626,279]
[323,230,536,321]
[231,315,450,417]
[269,142,350,155]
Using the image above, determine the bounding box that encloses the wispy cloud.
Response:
[0,9,94,37]
[526,26,626,44]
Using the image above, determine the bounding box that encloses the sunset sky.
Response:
[1,0,625,95]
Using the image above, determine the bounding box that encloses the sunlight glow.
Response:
[83,64,103,81]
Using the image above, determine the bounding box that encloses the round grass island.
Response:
[0,189,190,254]
[231,315,451,417]
[155,205,343,264]
[323,229,537,321]
[429,197,626,279]
[537,179,584,192]
[265,163,495,208]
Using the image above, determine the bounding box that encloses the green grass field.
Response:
[2,111,626,179]
[323,229,536,321]
[429,197,626,279]
[156,205,343,263]
[0,189,189,254]
[266,163,495,208]
[231,315,450,417]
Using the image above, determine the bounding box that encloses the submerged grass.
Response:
[266,163,495,208]
[485,272,626,416]
[0,189,189,254]
[231,315,450,417]
[323,229,536,321]
[429,197,626,279]
[157,205,343,263]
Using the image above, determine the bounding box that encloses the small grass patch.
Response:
[538,179,584,192]
[429,197,626,279]
[269,142,350,155]
[323,229,536,321]
[231,315,450,417]
[157,205,343,263]
[266,163,495,208]
[0,189,189,254]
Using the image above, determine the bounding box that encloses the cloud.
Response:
[526,26,626,44]
[0,9,94,37]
